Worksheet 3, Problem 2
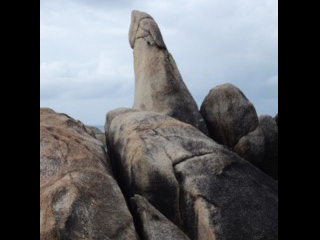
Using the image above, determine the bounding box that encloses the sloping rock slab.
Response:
[106,110,278,240]
[40,108,138,240]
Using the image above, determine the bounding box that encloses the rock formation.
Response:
[40,10,278,240]
[40,109,139,240]
[106,110,278,240]
[200,84,259,148]
[129,10,209,135]
[200,84,278,179]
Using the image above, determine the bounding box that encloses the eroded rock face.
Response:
[129,10,209,136]
[132,195,191,240]
[106,110,278,240]
[200,84,259,148]
[40,109,138,240]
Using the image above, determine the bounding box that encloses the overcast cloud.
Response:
[40,0,278,125]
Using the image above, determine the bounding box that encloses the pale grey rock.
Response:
[106,110,278,240]
[132,195,191,240]
[129,10,209,135]
[105,107,136,132]
[106,110,183,227]
[40,108,139,240]
[129,10,166,50]
[200,83,259,148]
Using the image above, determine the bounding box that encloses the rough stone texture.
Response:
[199,84,279,179]
[105,108,136,131]
[131,195,191,240]
[275,113,278,126]
[86,125,106,145]
[129,10,209,136]
[40,109,138,240]
[106,109,183,227]
[129,11,166,50]
[259,115,279,180]
[106,110,278,240]
[234,127,266,169]
[200,84,259,148]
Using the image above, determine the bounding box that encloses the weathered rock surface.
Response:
[129,10,209,135]
[106,110,278,240]
[86,125,106,145]
[234,127,266,169]
[40,108,138,240]
[200,83,259,148]
[259,115,279,180]
[200,84,279,180]
[132,195,191,240]
[105,107,136,131]
[106,109,182,226]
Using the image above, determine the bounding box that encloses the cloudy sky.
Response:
[40,0,278,126]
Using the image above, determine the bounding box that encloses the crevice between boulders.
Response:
[105,132,145,240]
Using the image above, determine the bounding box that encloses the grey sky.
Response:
[40,0,278,125]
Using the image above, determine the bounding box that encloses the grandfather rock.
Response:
[40,109,138,240]
[106,110,278,240]
[132,195,191,240]
[129,10,208,135]
[200,83,259,148]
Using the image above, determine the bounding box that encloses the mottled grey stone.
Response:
[132,195,191,240]
[106,110,278,240]
[234,127,266,169]
[200,83,259,148]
